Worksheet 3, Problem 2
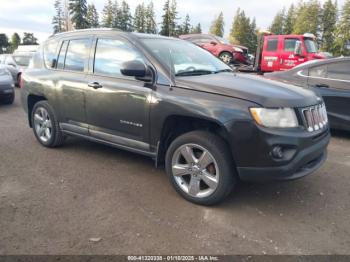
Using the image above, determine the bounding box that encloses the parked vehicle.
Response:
[21,29,330,205]
[0,66,15,104]
[179,34,250,65]
[0,54,22,87]
[253,33,327,73]
[265,57,350,131]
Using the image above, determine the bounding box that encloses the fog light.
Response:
[272,146,284,159]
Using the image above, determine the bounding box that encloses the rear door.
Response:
[85,36,152,152]
[308,60,350,130]
[55,37,93,134]
[261,37,280,72]
[280,37,306,71]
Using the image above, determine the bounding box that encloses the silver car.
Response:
[0,54,31,87]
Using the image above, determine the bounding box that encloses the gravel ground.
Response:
[0,89,349,255]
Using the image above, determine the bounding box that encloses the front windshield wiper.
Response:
[214,69,233,74]
[175,70,215,76]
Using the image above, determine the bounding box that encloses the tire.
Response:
[219,52,233,64]
[31,101,64,148]
[165,130,236,205]
[3,93,15,105]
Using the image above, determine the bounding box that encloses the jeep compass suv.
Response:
[21,29,330,205]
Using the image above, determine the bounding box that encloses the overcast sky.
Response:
[0,0,345,42]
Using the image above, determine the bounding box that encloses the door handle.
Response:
[315,84,329,88]
[88,82,103,89]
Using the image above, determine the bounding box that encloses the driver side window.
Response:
[94,38,145,78]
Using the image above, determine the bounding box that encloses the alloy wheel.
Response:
[33,107,52,143]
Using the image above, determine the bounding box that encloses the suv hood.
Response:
[176,73,320,108]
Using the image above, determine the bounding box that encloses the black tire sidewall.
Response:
[165,131,236,205]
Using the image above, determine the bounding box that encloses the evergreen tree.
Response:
[69,0,88,29]
[102,0,114,27]
[112,1,122,29]
[52,0,64,34]
[284,4,296,34]
[87,3,99,28]
[0,34,9,54]
[22,33,38,45]
[269,8,285,34]
[119,0,133,31]
[229,9,257,52]
[209,12,225,37]
[334,0,350,55]
[160,0,178,36]
[190,23,202,34]
[321,0,337,52]
[145,2,157,34]
[293,0,321,38]
[134,3,146,33]
[10,33,21,52]
[181,14,191,35]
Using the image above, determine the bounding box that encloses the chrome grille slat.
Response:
[301,103,328,132]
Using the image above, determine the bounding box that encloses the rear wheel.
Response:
[219,52,233,64]
[31,101,64,147]
[165,131,236,205]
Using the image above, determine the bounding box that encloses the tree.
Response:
[190,23,202,34]
[10,33,21,52]
[284,4,296,34]
[112,1,122,29]
[87,3,99,28]
[160,0,178,36]
[62,0,73,31]
[119,0,133,31]
[269,8,285,34]
[52,0,64,34]
[209,12,225,37]
[102,0,114,28]
[134,3,146,33]
[229,9,257,53]
[181,14,191,35]
[293,0,322,39]
[321,0,337,52]
[333,0,350,55]
[145,1,157,34]
[0,34,9,54]
[69,0,88,29]
[22,33,38,45]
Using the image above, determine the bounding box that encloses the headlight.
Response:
[250,107,298,128]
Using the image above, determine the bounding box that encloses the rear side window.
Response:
[327,61,350,81]
[284,38,298,52]
[44,39,59,68]
[266,39,278,51]
[64,39,90,72]
[94,38,144,78]
[57,41,68,70]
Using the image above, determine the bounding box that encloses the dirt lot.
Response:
[0,89,349,255]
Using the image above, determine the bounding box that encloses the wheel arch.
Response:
[155,114,234,167]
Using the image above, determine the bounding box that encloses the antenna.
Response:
[169,47,173,90]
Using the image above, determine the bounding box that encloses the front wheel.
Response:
[165,131,236,205]
[219,52,233,64]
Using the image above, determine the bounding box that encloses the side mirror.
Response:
[210,41,218,45]
[121,60,153,83]
[294,41,302,56]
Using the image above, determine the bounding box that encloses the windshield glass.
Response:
[216,36,230,45]
[141,38,231,76]
[13,55,31,67]
[304,38,318,53]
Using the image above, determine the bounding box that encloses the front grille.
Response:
[301,103,328,132]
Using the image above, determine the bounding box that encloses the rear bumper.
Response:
[0,88,14,98]
[237,132,330,181]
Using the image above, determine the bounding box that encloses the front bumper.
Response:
[0,88,14,99]
[226,120,330,182]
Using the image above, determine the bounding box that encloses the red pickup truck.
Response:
[255,33,327,72]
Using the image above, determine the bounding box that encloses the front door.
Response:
[280,37,306,71]
[85,37,152,152]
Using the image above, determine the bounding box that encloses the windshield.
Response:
[141,38,231,76]
[216,36,230,45]
[304,38,318,53]
[13,55,31,67]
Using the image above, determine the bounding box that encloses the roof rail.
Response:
[49,28,123,38]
